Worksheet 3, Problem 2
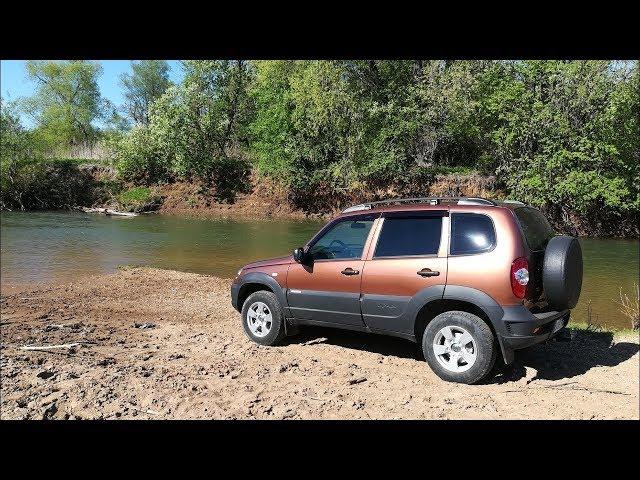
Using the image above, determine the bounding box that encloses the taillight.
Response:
[511,257,529,299]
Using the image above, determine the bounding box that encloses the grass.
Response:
[568,297,639,340]
[118,186,153,204]
[614,283,639,330]
[568,322,638,340]
[116,186,159,211]
[430,166,479,175]
[115,186,163,213]
[116,264,145,271]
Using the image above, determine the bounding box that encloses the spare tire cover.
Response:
[542,236,583,310]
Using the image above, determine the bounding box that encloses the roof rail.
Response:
[502,199,525,205]
[341,197,496,213]
[457,197,496,206]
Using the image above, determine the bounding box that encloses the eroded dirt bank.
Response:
[1,268,638,420]
[153,173,502,222]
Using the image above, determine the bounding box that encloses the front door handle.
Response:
[341,267,360,276]
[417,268,440,277]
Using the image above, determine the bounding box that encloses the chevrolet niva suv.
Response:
[231,197,583,384]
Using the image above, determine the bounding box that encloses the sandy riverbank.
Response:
[1,267,638,420]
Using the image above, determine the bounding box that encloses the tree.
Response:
[114,60,255,201]
[112,59,638,235]
[248,60,297,180]
[479,60,639,232]
[22,61,107,149]
[120,61,172,125]
[1,99,29,208]
[249,60,362,208]
[1,98,26,159]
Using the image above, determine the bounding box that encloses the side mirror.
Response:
[293,247,306,263]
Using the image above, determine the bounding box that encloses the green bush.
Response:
[117,186,162,212]
[246,60,638,233]
[1,158,96,210]
[11,60,636,236]
[112,61,253,202]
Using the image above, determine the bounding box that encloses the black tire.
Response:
[241,290,286,346]
[422,311,497,384]
[543,236,583,310]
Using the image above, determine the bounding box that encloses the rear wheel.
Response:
[241,291,286,346]
[423,311,497,384]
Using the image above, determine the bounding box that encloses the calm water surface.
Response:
[1,211,638,329]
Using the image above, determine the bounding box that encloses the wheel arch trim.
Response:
[235,272,289,316]
[418,285,513,364]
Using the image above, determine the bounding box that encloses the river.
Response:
[1,211,638,330]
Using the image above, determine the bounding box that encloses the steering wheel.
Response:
[328,239,353,256]
[311,246,336,259]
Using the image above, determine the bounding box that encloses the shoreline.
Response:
[1,267,637,420]
[1,267,637,338]
[3,206,639,240]
[1,267,637,419]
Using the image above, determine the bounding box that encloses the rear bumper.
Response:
[497,306,570,364]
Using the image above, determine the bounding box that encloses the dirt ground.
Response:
[156,180,315,220]
[153,173,501,222]
[1,267,638,420]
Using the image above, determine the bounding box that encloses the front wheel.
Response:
[241,290,286,346]
[422,311,497,384]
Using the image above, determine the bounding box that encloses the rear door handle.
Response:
[341,267,360,276]
[417,268,440,277]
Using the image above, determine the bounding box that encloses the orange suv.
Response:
[231,197,583,384]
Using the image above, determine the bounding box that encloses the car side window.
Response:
[374,216,442,257]
[307,219,374,260]
[450,213,496,255]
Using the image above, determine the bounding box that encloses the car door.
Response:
[286,214,377,327]
[360,210,448,335]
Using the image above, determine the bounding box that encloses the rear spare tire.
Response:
[542,236,583,310]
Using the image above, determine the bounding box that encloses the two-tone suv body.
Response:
[231,197,583,384]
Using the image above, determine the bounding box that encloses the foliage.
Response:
[21,61,110,152]
[113,60,254,201]
[1,158,96,211]
[248,61,502,203]
[120,61,172,126]
[109,123,169,184]
[614,283,639,330]
[6,60,639,236]
[117,186,161,212]
[479,61,639,231]
[1,100,42,209]
[246,60,639,233]
[1,99,113,211]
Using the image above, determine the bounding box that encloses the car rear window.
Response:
[514,207,555,251]
[374,216,442,257]
[450,213,496,255]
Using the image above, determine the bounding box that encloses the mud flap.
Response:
[553,327,573,342]
[284,319,299,336]
[500,343,515,364]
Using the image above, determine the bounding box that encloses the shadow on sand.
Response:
[282,326,421,360]
[283,325,639,383]
[489,329,639,384]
